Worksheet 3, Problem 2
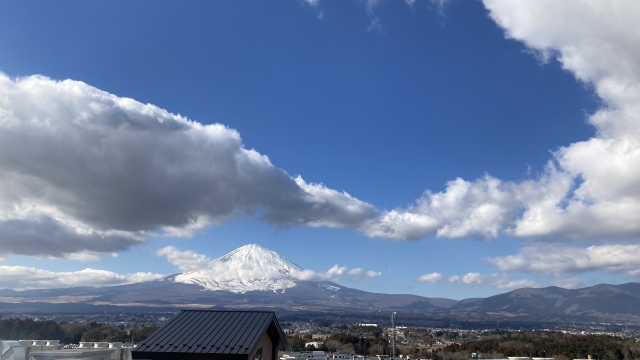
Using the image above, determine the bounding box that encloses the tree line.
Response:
[0,318,157,344]
[446,330,640,360]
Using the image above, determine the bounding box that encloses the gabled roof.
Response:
[132,310,287,358]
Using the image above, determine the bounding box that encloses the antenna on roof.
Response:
[391,312,396,358]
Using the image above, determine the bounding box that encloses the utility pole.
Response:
[391,312,397,358]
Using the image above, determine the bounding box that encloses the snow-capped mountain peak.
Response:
[212,244,303,272]
[173,244,306,293]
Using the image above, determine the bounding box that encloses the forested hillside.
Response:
[446,331,639,360]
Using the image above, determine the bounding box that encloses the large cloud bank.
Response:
[371,0,640,241]
[2,0,640,262]
[0,75,378,259]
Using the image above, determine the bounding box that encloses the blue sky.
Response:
[0,0,639,299]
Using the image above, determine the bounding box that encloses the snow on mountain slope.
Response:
[173,244,310,293]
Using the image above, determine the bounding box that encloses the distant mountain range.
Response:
[2,244,640,322]
[450,283,640,319]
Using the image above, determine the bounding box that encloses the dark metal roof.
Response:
[132,310,287,358]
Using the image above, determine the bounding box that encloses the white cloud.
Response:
[326,264,348,276]
[418,268,581,290]
[488,243,640,277]
[417,272,444,283]
[326,264,381,278]
[364,175,525,240]
[448,272,541,289]
[155,246,211,272]
[418,268,578,290]
[0,266,163,291]
[481,0,640,239]
[304,0,320,6]
[365,270,382,277]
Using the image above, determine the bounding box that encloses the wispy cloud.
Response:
[156,246,211,272]
[0,266,163,291]
[488,243,640,277]
[418,269,585,290]
[430,0,450,16]
[552,277,584,289]
[326,264,382,278]
[448,272,541,289]
[360,0,383,31]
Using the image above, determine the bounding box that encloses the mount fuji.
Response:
[173,244,307,293]
[0,244,455,312]
[2,245,640,322]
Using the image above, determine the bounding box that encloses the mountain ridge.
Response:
[448,282,640,318]
[173,244,305,293]
[1,245,640,321]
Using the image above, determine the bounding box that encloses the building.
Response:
[0,340,130,360]
[132,310,287,360]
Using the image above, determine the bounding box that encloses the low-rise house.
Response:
[132,310,287,360]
